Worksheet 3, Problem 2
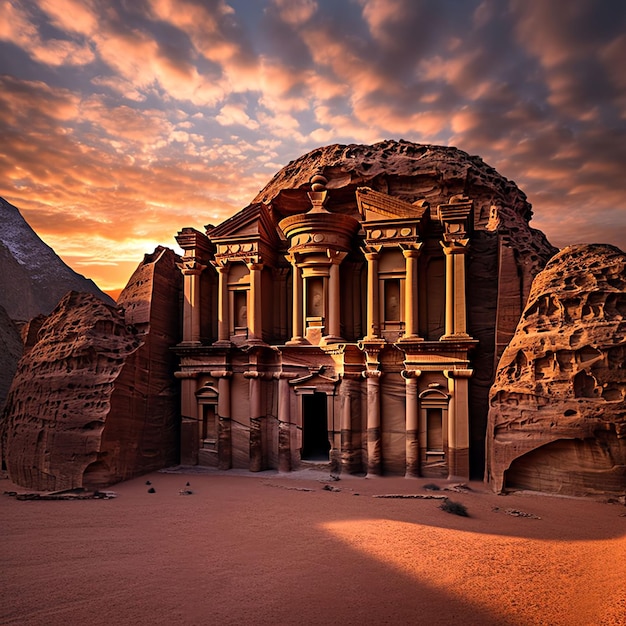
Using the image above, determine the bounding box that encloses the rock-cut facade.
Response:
[174,140,555,479]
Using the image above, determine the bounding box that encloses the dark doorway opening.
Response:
[302,392,330,460]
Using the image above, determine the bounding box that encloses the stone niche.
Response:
[487,244,626,496]
[1,246,182,490]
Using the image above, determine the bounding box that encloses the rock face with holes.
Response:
[487,244,626,496]
[1,247,181,490]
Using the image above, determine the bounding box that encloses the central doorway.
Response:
[301,392,330,460]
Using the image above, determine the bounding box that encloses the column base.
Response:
[321,334,344,346]
[286,336,309,346]
[399,334,424,343]
[213,339,233,348]
[440,333,471,341]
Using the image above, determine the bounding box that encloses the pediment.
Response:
[207,203,280,247]
[290,372,340,392]
[356,187,428,221]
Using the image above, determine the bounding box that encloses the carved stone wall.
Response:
[253,140,557,475]
[487,244,626,496]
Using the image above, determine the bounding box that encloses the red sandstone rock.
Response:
[487,244,626,496]
[2,247,182,490]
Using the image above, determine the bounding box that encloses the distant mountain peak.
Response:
[0,197,114,321]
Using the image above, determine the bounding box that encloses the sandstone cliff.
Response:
[0,197,113,321]
[487,244,626,496]
[2,247,182,490]
[255,140,557,474]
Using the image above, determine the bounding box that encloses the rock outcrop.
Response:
[487,244,626,496]
[255,140,557,474]
[1,247,182,490]
[0,197,113,322]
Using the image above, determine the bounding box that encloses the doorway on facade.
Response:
[301,392,330,460]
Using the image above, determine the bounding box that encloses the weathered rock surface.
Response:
[255,140,557,474]
[487,244,626,496]
[0,197,113,321]
[2,247,182,490]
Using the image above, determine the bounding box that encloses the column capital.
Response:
[443,368,473,380]
[174,370,200,379]
[213,259,230,272]
[401,243,423,258]
[246,261,264,272]
[209,370,232,378]
[440,240,469,254]
[401,369,422,379]
[363,249,380,261]
[177,257,207,275]
[362,369,382,379]
[327,249,347,264]
[273,371,299,381]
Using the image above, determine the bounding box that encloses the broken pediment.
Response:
[356,187,429,221]
[207,203,282,264]
[207,203,280,246]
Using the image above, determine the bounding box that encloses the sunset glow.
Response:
[1,0,624,293]
[322,518,626,624]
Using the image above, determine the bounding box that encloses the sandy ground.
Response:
[1,468,625,626]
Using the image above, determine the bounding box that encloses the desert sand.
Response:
[1,469,625,626]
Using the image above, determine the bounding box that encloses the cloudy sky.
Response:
[1,0,625,296]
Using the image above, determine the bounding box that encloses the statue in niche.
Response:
[309,280,323,317]
[238,304,247,327]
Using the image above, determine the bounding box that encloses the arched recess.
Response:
[196,384,219,465]
[504,432,626,497]
[419,388,449,477]
[82,459,112,490]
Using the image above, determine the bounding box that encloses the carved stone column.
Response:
[339,374,361,474]
[444,368,473,480]
[363,370,382,476]
[326,253,345,342]
[245,371,264,472]
[215,263,230,344]
[178,260,206,344]
[175,370,199,465]
[214,371,232,470]
[402,369,421,477]
[247,261,264,342]
[364,250,380,339]
[275,373,292,472]
[175,227,213,345]
[402,246,422,339]
[287,256,306,344]
[440,243,471,339]
[438,195,472,340]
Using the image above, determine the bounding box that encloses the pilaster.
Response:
[401,244,423,340]
[247,261,264,342]
[443,368,473,480]
[363,250,380,339]
[212,370,233,470]
[214,262,231,345]
[401,369,422,477]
